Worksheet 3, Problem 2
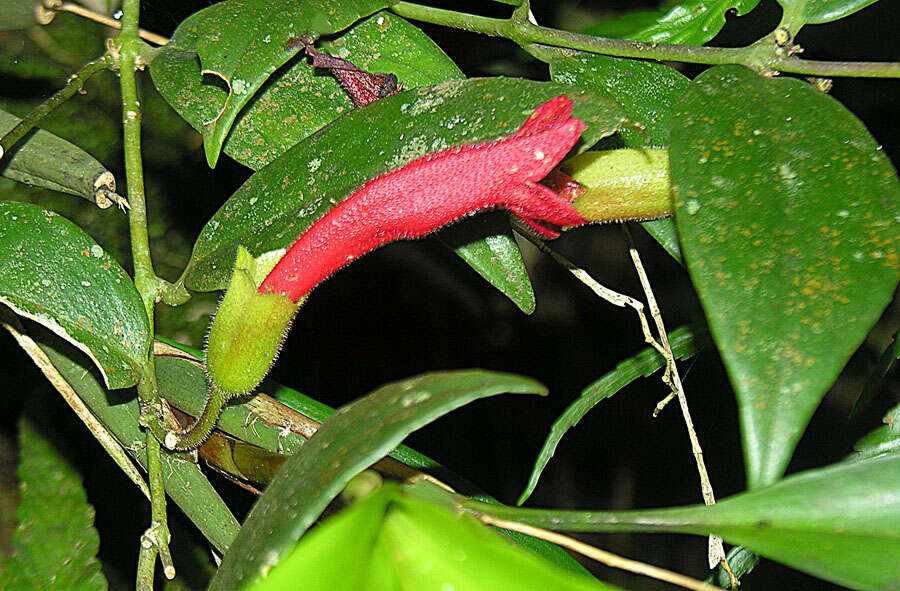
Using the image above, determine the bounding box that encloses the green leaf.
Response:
[182,77,627,292]
[543,49,687,262]
[519,326,707,505]
[247,483,619,591]
[583,0,760,45]
[778,0,881,26]
[1,418,107,591]
[851,328,900,417]
[29,330,240,554]
[0,201,150,389]
[468,454,900,591]
[0,0,37,31]
[670,65,900,488]
[208,369,547,591]
[160,0,393,168]
[705,546,759,587]
[0,109,121,209]
[152,11,460,172]
[153,338,590,575]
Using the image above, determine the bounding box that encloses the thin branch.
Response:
[38,0,169,46]
[1,319,150,501]
[622,227,731,581]
[116,0,173,581]
[476,513,722,591]
[391,1,900,78]
[0,55,111,158]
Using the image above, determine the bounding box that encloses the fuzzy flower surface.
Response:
[260,95,588,302]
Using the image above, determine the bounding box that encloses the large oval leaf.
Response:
[181,77,628,292]
[778,0,881,25]
[669,65,900,488]
[208,370,547,591]
[0,200,150,388]
[159,0,393,167]
[151,11,460,172]
[583,0,760,45]
[467,454,900,591]
[544,48,688,262]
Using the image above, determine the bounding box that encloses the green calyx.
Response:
[166,246,301,450]
[563,148,673,223]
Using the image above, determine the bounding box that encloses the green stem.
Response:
[0,55,111,157]
[117,0,173,581]
[391,2,900,78]
[165,383,229,451]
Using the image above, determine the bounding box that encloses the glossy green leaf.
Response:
[160,0,392,167]
[670,65,900,488]
[153,338,590,575]
[468,454,900,591]
[0,418,107,591]
[705,546,759,587]
[152,11,460,172]
[778,0,881,26]
[519,326,707,505]
[30,331,240,554]
[0,201,150,388]
[181,77,627,292]
[209,369,547,591]
[0,109,122,209]
[152,14,535,311]
[0,0,37,31]
[543,48,686,262]
[583,0,760,45]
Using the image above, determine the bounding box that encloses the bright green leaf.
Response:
[519,326,707,505]
[181,77,626,292]
[543,47,687,261]
[208,369,547,591]
[468,454,900,591]
[584,0,760,45]
[778,0,881,26]
[1,418,107,591]
[852,401,900,461]
[0,201,150,389]
[670,66,900,488]
[0,109,121,209]
[160,0,393,167]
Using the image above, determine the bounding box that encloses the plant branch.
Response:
[0,55,110,159]
[117,0,173,582]
[476,514,722,591]
[38,0,169,46]
[391,2,900,78]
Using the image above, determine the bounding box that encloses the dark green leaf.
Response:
[778,0,881,25]
[153,337,589,575]
[208,370,547,591]
[0,201,150,388]
[160,0,393,167]
[468,454,900,591]
[583,0,760,45]
[30,330,240,554]
[152,11,460,171]
[851,328,900,417]
[705,546,759,587]
[181,77,627,292]
[670,65,900,488]
[0,0,37,31]
[0,109,121,209]
[1,418,107,591]
[544,49,689,262]
[519,326,707,505]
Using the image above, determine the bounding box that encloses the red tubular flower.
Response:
[260,95,588,302]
